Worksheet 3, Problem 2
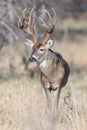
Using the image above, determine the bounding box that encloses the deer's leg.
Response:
[54,86,61,108]
[43,83,61,111]
[50,85,61,118]
[40,75,51,108]
[43,84,52,108]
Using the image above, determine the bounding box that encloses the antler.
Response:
[39,8,57,46]
[18,8,37,43]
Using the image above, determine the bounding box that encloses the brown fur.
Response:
[39,50,70,118]
[40,51,70,89]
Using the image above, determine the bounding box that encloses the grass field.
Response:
[0,71,87,130]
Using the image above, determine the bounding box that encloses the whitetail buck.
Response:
[18,8,70,118]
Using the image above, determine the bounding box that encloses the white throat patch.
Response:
[39,60,48,67]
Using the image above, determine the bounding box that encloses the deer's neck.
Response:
[38,49,65,83]
[39,49,55,68]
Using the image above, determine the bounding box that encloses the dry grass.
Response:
[58,17,87,30]
[0,72,87,130]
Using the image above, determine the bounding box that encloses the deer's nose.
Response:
[29,56,37,62]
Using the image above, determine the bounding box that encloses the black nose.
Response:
[29,56,37,62]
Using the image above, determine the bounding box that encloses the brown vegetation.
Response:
[0,73,87,130]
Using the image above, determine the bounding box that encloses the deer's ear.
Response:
[25,39,34,48]
[45,39,54,49]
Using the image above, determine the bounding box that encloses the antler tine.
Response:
[39,17,47,28]
[51,8,57,26]
[39,9,56,46]
[18,8,26,28]
[43,9,52,24]
[39,8,53,29]
[28,7,35,25]
[18,7,38,44]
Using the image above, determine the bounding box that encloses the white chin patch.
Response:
[39,60,48,67]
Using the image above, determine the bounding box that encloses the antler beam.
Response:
[18,8,37,43]
[39,8,57,46]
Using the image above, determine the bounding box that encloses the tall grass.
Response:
[0,72,87,130]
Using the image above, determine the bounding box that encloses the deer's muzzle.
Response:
[29,56,37,62]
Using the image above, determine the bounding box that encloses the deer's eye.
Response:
[40,49,44,52]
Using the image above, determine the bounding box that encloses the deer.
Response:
[18,8,70,119]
